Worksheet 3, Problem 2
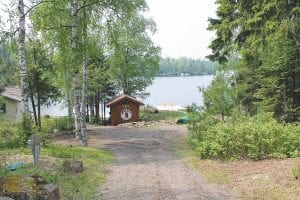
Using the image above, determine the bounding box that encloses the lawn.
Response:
[0,145,113,200]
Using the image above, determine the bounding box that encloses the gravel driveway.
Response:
[93,125,231,200]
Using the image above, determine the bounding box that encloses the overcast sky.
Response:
[146,0,217,59]
[0,0,217,59]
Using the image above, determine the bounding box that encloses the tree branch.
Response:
[24,0,59,16]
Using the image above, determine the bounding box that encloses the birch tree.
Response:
[30,0,151,145]
[18,0,29,113]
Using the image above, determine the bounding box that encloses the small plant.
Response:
[19,112,34,142]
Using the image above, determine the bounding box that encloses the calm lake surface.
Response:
[42,75,214,116]
[145,75,214,107]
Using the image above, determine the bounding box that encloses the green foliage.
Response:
[0,96,4,115]
[159,57,215,76]
[0,42,18,86]
[0,116,74,149]
[0,121,23,148]
[41,116,74,133]
[140,107,185,122]
[19,113,35,142]
[0,114,35,148]
[201,72,236,120]
[108,12,160,96]
[0,145,113,199]
[189,113,300,160]
[208,0,300,121]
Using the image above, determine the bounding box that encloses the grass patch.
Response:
[0,145,113,200]
[140,110,185,122]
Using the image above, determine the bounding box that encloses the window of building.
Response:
[0,102,6,113]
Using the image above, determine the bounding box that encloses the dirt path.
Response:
[83,124,230,200]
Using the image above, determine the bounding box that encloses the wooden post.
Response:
[31,135,40,166]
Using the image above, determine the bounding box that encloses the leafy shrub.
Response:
[189,113,300,160]
[41,116,74,133]
[0,121,24,148]
[20,113,34,139]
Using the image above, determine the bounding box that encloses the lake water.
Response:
[42,75,214,116]
[145,75,214,107]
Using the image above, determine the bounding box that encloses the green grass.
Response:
[0,145,113,200]
[140,110,185,122]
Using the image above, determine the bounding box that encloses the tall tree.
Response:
[30,0,152,145]
[18,0,29,113]
[108,12,160,97]
[208,0,300,121]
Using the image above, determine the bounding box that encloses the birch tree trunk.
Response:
[71,0,82,143]
[81,9,88,146]
[65,70,73,129]
[18,0,29,113]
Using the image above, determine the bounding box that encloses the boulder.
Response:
[63,160,83,173]
[37,184,60,200]
[0,197,15,200]
[0,175,60,200]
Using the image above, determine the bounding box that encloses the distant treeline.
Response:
[158,57,216,77]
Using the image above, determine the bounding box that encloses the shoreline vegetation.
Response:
[156,73,215,77]
[158,57,216,77]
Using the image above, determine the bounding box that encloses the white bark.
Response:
[65,70,73,129]
[81,10,88,146]
[71,0,82,144]
[18,0,29,113]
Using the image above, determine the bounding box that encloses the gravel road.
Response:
[92,124,231,200]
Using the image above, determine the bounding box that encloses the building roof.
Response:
[1,85,22,102]
[107,94,144,107]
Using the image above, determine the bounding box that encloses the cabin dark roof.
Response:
[107,94,144,107]
[1,85,22,102]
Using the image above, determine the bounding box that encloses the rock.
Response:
[63,160,83,173]
[37,184,60,200]
[0,175,60,200]
[0,196,15,200]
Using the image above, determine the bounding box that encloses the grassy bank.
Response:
[140,107,186,122]
[173,135,300,200]
[0,145,113,199]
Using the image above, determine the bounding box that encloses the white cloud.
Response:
[145,0,217,59]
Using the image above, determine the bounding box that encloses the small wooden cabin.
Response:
[0,86,23,121]
[107,94,144,126]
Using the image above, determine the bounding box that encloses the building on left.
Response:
[0,85,23,121]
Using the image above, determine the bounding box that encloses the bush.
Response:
[189,113,300,160]
[41,116,74,133]
[0,121,24,148]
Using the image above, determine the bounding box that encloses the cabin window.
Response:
[0,103,5,113]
